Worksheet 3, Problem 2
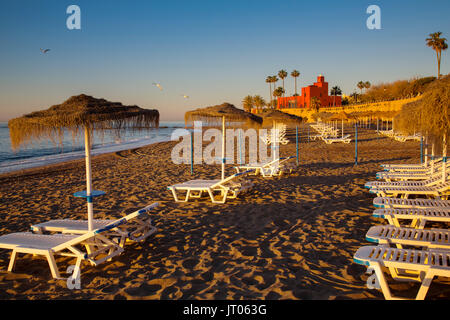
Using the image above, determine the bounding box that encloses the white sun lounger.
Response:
[376,167,448,182]
[353,245,450,300]
[365,225,450,250]
[30,203,159,247]
[323,134,351,144]
[373,208,450,229]
[381,158,442,171]
[369,181,450,198]
[394,135,422,142]
[167,170,254,203]
[0,219,128,279]
[235,156,297,178]
[380,159,444,174]
[365,175,443,190]
[373,197,450,209]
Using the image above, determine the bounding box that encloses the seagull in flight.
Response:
[40,48,50,54]
[152,82,163,91]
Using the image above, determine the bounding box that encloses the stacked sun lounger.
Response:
[309,122,351,144]
[378,129,395,138]
[0,203,159,280]
[261,123,289,145]
[354,159,450,300]
[394,133,422,142]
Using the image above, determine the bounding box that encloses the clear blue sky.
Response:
[1,0,449,121]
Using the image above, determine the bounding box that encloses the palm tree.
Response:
[253,95,266,111]
[242,95,254,112]
[278,70,288,97]
[310,97,321,112]
[357,81,365,95]
[270,76,279,106]
[426,32,448,79]
[266,76,273,106]
[330,86,342,107]
[350,92,359,103]
[364,81,371,91]
[291,70,300,96]
[272,87,285,108]
[271,75,279,90]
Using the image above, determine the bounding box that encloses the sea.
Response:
[0,121,185,174]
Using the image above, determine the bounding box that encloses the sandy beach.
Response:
[0,125,449,300]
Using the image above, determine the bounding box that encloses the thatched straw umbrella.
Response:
[8,94,159,230]
[395,75,450,181]
[185,102,262,180]
[258,109,304,127]
[326,111,356,138]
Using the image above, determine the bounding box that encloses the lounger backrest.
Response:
[94,202,159,235]
[211,170,254,188]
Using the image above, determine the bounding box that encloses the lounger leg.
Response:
[207,188,216,203]
[367,263,397,300]
[185,189,191,202]
[415,272,434,300]
[8,250,18,272]
[45,252,61,279]
[217,189,228,204]
[170,188,180,202]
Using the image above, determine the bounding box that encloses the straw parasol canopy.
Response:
[8,94,159,231]
[325,111,356,122]
[184,102,262,128]
[184,102,262,179]
[9,94,159,150]
[258,109,304,127]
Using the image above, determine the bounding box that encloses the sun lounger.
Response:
[365,175,443,190]
[378,129,395,137]
[380,158,444,173]
[365,225,450,250]
[30,203,159,247]
[0,219,128,279]
[323,134,351,144]
[394,134,422,142]
[235,156,297,178]
[167,170,254,203]
[373,197,450,209]
[373,207,450,229]
[381,157,442,171]
[376,167,448,182]
[353,245,450,300]
[369,180,450,198]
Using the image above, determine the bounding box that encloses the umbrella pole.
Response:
[222,116,225,180]
[355,123,358,165]
[296,126,299,165]
[424,133,428,167]
[341,119,344,138]
[431,143,435,173]
[84,127,94,231]
[272,120,276,161]
[443,135,447,183]
[239,129,243,165]
[190,131,194,175]
[420,136,423,165]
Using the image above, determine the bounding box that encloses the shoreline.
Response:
[0,140,169,181]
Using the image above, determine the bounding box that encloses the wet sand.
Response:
[0,125,449,300]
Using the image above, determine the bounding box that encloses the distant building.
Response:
[276,75,342,109]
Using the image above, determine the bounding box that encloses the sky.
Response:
[0,0,449,121]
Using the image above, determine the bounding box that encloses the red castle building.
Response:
[276,75,341,109]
